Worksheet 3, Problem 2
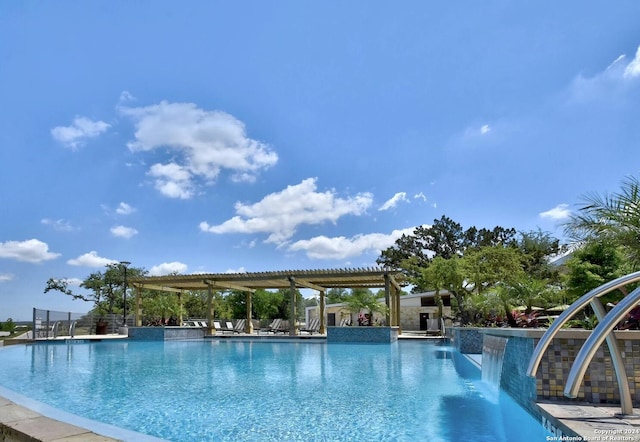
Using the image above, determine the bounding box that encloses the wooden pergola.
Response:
[129,267,407,335]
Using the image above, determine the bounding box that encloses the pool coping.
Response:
[0,388,152,442]
[537,401,640,441]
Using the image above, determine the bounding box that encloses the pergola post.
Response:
[206,284,215,336]
[394,286,402,334]
[135,285,142,326]
[245,291,254,334]
[384,273,391,326]
[178,291,183,326]
[319,289,326,334]
[288,276,298,336]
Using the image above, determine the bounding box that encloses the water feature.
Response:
[481,335,508,392]
[0,340,548,442]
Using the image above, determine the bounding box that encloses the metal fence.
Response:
[32,308,134,339]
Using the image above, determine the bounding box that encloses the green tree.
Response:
[413,246,525,324]
[141,291,184,323]
[377,216,467,271]
[416,255,469,321]
[1,318,15,333]
[498,276,555,325]
[182,290,210,318]
[326,287,349,304]
[222,290,250,319]
[518,229,564,281]
[377,215,519,291]
[44,264,148,316]
[563,240,629,302]
[565,175,640,268]
[463,245,526,292]
[252,289,285,320]
[344,288,388,326]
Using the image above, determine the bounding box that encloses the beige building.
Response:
[305,290,452,331]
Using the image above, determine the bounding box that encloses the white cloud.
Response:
[62,277,84,286]
[225,267,246,274]
[119,90,136,103]
[0,239,60,263]
[116,202,136,215]
[379,192,408,211]
[0,273,14,282]
[200,178,373,244]
[288,227,416,260]
[413,192,427,202]
[148,162,194,199]
[67,251,117,267]
[624,46,640,79]
[568,45,640,103]
[120,101,278,198]
[454,121,506,149]
[41,218,75,232]
[51,116,110,149]
[110,225,139,239]
[149,261,188,276]
[539,203,571,221]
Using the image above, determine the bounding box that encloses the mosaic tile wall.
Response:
[500,337,539,418]
[327,326,399,342]
[449,327,484,354]
[535,337,640,405]
[128,326,205,340]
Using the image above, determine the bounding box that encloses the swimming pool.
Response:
[0,340,548,441]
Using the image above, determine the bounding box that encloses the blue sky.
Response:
[2,2,640,320]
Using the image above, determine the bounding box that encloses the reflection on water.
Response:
[0,340,547,442]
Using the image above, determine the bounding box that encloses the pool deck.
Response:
[537,401,640,441]
[3,332,640,442]
[0,395,120,442]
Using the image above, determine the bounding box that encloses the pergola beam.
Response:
[203,279,255,293]
[292,278,325,292]
[132,283,185,294]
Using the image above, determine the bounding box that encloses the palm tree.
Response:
[344,288,389,326]
[565,175,640,268]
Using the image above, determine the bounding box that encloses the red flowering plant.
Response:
[512,310,539,328]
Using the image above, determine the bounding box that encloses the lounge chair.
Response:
[233,319,246,334]
[224,321,237,334]
[339,317,351,327]
[268,318,282,333]
[301,318,320,334]
[267,318,285,334]
[426,318,443,336]
[213,321,231,334]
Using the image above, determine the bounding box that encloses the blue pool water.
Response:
[0,340,548,441]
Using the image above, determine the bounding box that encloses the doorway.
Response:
[419,313,430,330]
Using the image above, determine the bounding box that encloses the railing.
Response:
[527,271,640,416]
[32,308,133,339]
